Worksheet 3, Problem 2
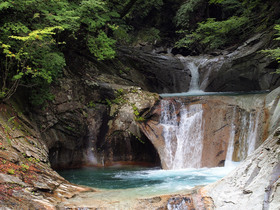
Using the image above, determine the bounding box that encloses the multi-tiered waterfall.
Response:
[140,56,265,170]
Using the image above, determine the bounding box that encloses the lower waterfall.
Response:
[153,96,264,170]
[160,100,204,169]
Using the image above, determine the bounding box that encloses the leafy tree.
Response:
[0,0,120,103]
[175,16,249,51]
[174,0,278,53]
[261,25,280,73]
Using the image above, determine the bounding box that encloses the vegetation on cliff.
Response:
[0,0,279,104]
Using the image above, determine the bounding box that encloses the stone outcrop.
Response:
[31,51,162,169]
[200,32,280,92]
[202,127,280,210]
[0,102,92,208]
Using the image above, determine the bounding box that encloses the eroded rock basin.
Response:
[57,165,237,209]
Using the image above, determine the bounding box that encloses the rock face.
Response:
[118,47,191,93]
[202,127,280,210]
[200,32,280,92]
[31,51,161,169]
[119,31,280,93]
[140,93,268,169]
[0,102,92,209]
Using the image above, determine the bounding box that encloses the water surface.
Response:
[59,165,237,197]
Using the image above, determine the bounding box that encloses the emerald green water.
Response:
[58,165,237,196]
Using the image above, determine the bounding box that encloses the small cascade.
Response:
[86,127,98,165]
[225,108,261,164]
[236,111,260,160]
[160,100,204,169]
[225,107,236,167]
[178,56,208,94]
[186,62,200,92]
[247,111,260,155]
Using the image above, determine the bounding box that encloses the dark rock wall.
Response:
[33,51,161,169]
[119,32,280,93]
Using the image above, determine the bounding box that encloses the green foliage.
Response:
[7,169,15,175]
[175,0,275,52]
[29,82,55,106]
[137,27,161,44]
[174,0,205,28]
[261,25,280,73]
[20,164,29,172]
[176,16,249,51]
[0,0,129,103]
[88,31,116,60]
[209,0,225,3]
[87,101,96,108]
[27,157,40,163]
[132,104,145,121]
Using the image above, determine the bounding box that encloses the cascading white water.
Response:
[247,111,260,155]
[186,61,200,91]
[225,109,261,164]
[225,107,236,167]
[178,56,207,94]
[160,100,204,169]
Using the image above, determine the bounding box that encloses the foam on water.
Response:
[59,165,237,198]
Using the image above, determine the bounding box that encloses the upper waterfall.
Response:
[178,56,207,93]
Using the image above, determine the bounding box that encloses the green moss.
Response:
[7,169,15,175]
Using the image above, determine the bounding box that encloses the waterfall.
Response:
[225,107,236,167]
[225,108,261,164]
[186,62,200,92]
[160,100,204,169]
[247,111,260,155]
[178,56,207,93]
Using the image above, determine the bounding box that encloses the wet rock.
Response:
[167,196,194,209]
[99,87,161,165]
[119,32,280,94]
[0,103,92,209]
[203,127,280,210]
[0,173,27,186]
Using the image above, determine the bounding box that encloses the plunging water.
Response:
[178,56,208,94]
[160,100,204,169]
[225,108,261,166]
